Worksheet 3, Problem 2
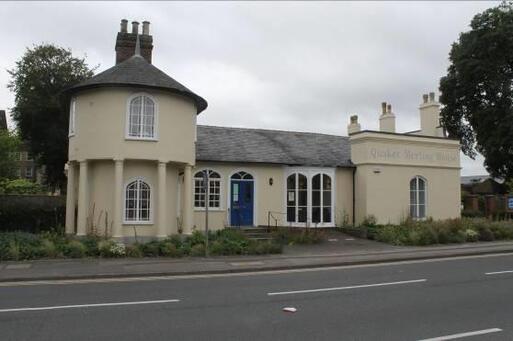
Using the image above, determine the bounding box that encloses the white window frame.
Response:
[25,167,33,178]
[194,169,223,211]
[125,93,159,141]
[283,167,335,228]
[123,178,153,225]
[69,98,76,137]
[409,176,427,220]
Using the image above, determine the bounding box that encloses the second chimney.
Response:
[379,102,396,133]
[115,19,154,64]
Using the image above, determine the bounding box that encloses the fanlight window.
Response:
[410,176,426,219]
[128,95,156,139]
[125,179,151,222]
[231,171,253,180]
[194,170,221,208]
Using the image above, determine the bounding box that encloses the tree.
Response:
[0,130,20,180]
[8,44,95,191]
[439,1,513,181]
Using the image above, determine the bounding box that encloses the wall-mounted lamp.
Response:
[269,177,274,186]
[373,167,382,174]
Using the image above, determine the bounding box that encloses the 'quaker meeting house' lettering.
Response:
[64,20,461,240]
[369,147,458,164]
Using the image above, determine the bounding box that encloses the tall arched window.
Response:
[127,95,156,139]
[410,176,426,219]
[125,179,151,223]
[194,169,221,208]
[312,173,332,223]
[287,173,308,223]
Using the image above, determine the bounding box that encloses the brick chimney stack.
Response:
[115,19,153,64]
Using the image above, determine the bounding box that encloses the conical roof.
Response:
[67,55,207,113]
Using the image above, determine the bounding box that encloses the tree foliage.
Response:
[0,130,20,180]
[8,44,95,191]
[440,2,513,181]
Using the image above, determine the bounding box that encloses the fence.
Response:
[0,195,66,233]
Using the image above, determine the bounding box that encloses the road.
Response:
[2,253,513,341]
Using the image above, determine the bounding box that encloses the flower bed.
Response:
[0,229,283,261]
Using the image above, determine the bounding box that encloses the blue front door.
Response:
[230,180,254,226]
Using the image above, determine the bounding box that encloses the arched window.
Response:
[194,169,221,208]
[231,171,253,180]
[287,173,308,223]
[125,179,151,223]
[410,176,426,219]
[127,95,156,139]
[312,173,332,223]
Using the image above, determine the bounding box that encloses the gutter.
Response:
[352,167,356,226]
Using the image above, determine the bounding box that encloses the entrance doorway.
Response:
[230,171,254,226]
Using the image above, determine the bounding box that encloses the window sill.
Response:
[122,221,154,225]
[125,136,159,142]
[194,208,224,212]
[68,133,75,138]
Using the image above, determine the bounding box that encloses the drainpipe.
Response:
[352,167,356,226]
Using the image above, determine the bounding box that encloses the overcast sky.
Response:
[0,1,498,175]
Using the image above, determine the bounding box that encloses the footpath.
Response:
[1,234,513,282]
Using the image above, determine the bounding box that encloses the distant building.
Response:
[461,175,508,195]
[0,110,42,183]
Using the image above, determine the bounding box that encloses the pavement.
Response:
[2,232,513,282]
[2,251,513,340]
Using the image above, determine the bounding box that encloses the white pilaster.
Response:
[112,159,124,238]
[65,161,76,234]
[182,164,193,234]
[157,161,167,238]
[76,160,88,236]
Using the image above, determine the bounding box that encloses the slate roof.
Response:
[67,55,208,113]
[196,125,353,167]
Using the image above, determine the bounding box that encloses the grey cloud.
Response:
[0,1,497,176]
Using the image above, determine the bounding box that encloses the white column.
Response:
[65,161,76,234]
[157,161,167,238]
[112,159,124,238]
[182,164,193,234]
[76,160,88,236]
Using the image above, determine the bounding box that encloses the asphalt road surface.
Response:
[2,253,513,341]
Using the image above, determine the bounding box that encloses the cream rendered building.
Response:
[64,20,461,239]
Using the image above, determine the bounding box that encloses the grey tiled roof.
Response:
[196,126,353,167]
[67,55,208,113]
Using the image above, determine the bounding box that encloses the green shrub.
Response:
[190,244,205,256]
[253,241,282,254]
[159,241,182,257]
[125,244,143,258]
[38,238,60,258]
[141,241,161,257]
[465,229,479,242]
[98,240,126,257]
[187,230,205,246]
[0,196,65,233]
[478,228,495,241]
[79,236,100,257]
[62,240,87,258]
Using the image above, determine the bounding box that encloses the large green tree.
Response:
[440,1,513,181]
[8,44,95,191]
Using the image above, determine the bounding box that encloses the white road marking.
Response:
[1,252,513,287]
[485,270,513,275]
[0,299,180,313]
[417,328,502,341]
[267,279,427,296]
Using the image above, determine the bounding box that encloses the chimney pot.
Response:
[120,19,128,33]
[381,102,387,115]
[142,21,150,35]
[429,92,435,102]
[387,104,392,113]
[131,21,139,34]
[350,115,358,124]
[423,94,429,104]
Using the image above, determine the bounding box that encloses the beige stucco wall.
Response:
[350,131,461,225]
[191,162,354,231]
[68,87,197,164]
[79,159,181,237]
